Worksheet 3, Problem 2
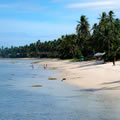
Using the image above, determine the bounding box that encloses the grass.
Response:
[65,58,81,62]
[64,56,96,62]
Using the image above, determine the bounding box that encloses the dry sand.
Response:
[39,59,120,90]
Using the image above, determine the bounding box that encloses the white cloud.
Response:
[0,2,44,12]
[66,0,120,10]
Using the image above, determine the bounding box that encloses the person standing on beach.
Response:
[32,64,34,69]
[43,64,47,69]
[44,64,46,69]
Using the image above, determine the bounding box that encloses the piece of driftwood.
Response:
[48,78,57,80]
[32,85,42,87]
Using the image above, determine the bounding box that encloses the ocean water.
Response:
[0,59,120,120]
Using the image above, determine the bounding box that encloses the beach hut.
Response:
[94,52,105,64]
[94,52,105,60]
[94,52,105,57]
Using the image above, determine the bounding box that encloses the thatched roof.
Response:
[94,52,105,57]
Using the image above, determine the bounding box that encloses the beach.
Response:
[39,59,120,90]
[1,59,120,120]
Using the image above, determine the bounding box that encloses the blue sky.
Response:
[1,0,120,47]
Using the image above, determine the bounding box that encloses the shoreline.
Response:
[2,57,120,90]
[0,58,40,60]
[38,59,120,90]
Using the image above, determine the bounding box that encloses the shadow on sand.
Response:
[69,61,104,70]
[101,80,120,85]
[79,86,120,92]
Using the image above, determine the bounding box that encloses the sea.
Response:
[0,59,120,120]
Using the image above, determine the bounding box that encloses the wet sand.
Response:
[38,59,120,90]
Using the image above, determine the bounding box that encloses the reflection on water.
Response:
[0,59,120,120]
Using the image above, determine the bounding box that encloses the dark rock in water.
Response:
[6,84,13,86]
[50,67,57,70]
[11,74,15,76]
[8,78,13,80]
[32,85,42,87]
[61,78,66,82]
[10,62,16,64]
[48,78,57,80]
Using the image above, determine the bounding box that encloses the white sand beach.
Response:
[39,59,120,90]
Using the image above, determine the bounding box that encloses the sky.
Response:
[1,0,120,47]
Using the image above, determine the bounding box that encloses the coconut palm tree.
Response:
[76,15,90,55]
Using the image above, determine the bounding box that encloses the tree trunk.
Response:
[113,55,116,66]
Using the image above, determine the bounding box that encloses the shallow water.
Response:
[0,59,120,120]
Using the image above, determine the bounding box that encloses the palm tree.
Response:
[76,15,90,55]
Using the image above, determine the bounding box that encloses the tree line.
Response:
[1,11,120,65]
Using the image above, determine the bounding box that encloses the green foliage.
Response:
[76,15,91,56]
[0,10,120,65]
[57,34,81,59]
[92,11,120,64]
